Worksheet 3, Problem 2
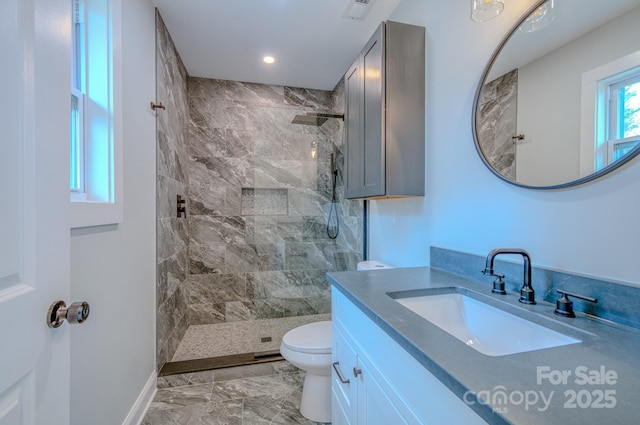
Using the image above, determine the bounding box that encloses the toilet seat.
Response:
[281,321,331,354]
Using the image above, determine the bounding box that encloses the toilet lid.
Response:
[281,321,332,354]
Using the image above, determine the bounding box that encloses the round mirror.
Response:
[473,0,640,189]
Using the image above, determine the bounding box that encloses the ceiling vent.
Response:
[343,0,376,20]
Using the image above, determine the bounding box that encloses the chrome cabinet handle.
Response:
[332,361,350,384]
[353,367,362,378]
[47,300,90,328]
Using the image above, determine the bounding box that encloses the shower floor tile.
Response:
[144,361,329,425]
[172,322,257,361]
[172,315,331,362]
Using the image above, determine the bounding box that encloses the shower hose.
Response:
[327,168,339,239]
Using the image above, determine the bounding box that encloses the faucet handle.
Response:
[554,289,598,318]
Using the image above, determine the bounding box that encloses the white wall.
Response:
[369,0,640,286]
[69,0,157,424]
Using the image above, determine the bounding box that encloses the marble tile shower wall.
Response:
[329,79,364,258]
[185,77,363,358]
[156,11,190,371]
[478,68,517,180]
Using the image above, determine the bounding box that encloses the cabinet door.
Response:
[345,58,363,199]
[332,394,352,425]
[357,360,411,425]
[360,23,385,198]
[332,325,358,424]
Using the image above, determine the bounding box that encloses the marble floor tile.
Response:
[142,399,243,425]
[150,383,214,410]
[144,361,329,425]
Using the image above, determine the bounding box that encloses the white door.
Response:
[0,0,71,423]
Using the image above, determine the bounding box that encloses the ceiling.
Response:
[151,0,403,91]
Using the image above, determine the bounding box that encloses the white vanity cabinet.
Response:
[331,287,489,425]
[332,325,413,425]
[331,324,357,424]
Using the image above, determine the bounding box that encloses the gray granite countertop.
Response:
[326,266,640,425]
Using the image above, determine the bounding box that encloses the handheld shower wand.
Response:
[327,152,339,239]
[289,111,344,240]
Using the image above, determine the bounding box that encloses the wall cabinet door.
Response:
[344,21,425,200]
[345,23,385,199]
[360,24,385,198]
[345,59,363,199]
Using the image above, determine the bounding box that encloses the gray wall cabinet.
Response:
[344,21,425,200]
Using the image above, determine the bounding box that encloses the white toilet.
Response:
[280,260,393,422]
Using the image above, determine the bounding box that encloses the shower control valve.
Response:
[177,194,186,218]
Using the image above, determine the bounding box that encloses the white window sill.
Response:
[70,200,123,229]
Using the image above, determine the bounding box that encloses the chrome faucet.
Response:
[482,248,536,304]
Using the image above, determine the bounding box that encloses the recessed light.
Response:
[263,56,275,64]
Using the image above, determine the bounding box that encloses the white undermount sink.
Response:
[393,291,581,356]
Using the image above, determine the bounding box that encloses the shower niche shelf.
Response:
[344,21,425,200]
[241,188,288,216]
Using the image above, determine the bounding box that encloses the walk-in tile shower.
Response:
[155,11,363,372]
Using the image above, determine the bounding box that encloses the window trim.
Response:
[70,87,86,198]
[70,0,122,228]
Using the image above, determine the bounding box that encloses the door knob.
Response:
[46,300,90,328]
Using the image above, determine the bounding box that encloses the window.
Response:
[69,0,122,228]
[70,0,85,195]
[580,51,640,176]
[607,74,640,164]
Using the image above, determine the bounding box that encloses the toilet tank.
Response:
[357,260,393,271]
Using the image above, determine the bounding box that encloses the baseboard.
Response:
[121,371,157,425]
